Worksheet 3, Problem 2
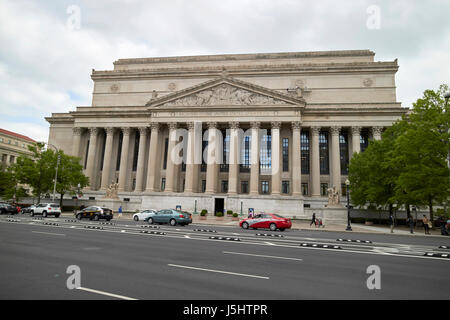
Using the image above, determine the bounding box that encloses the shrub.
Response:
[216,212,224,217]
[200,209,208,216]
[226,210,233,216]
[232,212,238,218]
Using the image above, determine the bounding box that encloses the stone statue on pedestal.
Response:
[327,186,340,206]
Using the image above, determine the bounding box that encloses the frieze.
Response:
[160,84,290,107]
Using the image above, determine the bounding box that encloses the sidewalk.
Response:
[60,212,447,237]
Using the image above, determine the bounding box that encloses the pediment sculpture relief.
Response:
[160,84,289,107]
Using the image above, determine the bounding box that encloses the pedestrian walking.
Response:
[406,216,414,234]
[310,213,316,227]
[118,205,123,219]
[422,215,431,235]
[389,213,394,233]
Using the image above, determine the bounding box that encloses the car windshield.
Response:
[272,214,284,218]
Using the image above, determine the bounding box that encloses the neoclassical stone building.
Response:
[46,50,406,218]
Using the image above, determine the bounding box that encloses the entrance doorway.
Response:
[214,198,224,216]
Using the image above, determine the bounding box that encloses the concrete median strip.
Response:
[255,233,284,238]
[337,238,372,244]
[424,253,450,258]
[300,242,342,250]
[167,264,269,279]
[209,236,240,241]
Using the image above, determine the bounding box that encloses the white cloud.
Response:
[0,0,449,142]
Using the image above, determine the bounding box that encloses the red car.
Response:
[240,213,292,231]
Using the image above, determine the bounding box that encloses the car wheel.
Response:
[43,211,47,218]
[148,218,154,224]
[55,214,60,218]
[94,215,100,221]
[269,223,277,231]
[133,216,139,222]
[242,222,249,229]
[106,218,111,221]
[0,209,6,215]
[30,211,34,217]
[279,228,285,232]
[169,219,177,226]
[76,213,82,220]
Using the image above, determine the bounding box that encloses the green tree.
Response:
[0,164,29,203]
[15,143,55,203]
[53,150,89,208]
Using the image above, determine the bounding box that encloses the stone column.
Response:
[134,127,148,192]
[184,122,199,193]
[228,121,240,195]
[72,127,82,158]
[118,127,131,192]
[351,126,361,156]
[330,126,342,195]
[310,126,321,197]
[372,126,383,140]
[100,127,115,190]
[205,122,219,194]
[250,121,261,195]
[86,127,99,190]
[145,123,160,192]
[164,122,178,192]
[271,121,281,195]
[291,121,302,195]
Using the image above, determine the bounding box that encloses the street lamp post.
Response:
[444,92,450,215]
[345,179,352,231]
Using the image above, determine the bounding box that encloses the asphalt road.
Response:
[0,214,449,300]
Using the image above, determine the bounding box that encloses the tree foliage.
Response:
[349,84,450,221]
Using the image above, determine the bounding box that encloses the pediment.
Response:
[146,77,305,108]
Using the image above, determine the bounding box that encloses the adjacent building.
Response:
[46,50,407,217]
[0,128,36,168]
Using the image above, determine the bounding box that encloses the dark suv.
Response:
[75,206,113,221]
[0,203,19,215]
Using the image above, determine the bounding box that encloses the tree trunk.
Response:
[406,204,411,218]
[429,196,434,228]
[59,193,64,209]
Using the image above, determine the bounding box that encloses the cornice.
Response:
[113,50,376,66]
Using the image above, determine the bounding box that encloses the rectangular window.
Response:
[220,130,229,172]
[132,131,140,172]
[302,183,309,196]
[301,131,310,174]
[161,178,166,191]
[360,130,369,152]
[260,130,271,170]
[319,132,329,175]
[261,181,269,194]
[116,132,123,171]
[241,181,249,194]
[84,140,90,170]
[202,180,206,193]
[282,180,290,194]
[240,135,251,172]
[282,138,289,172]
[340,133,349,175]
[221,180,228,193]
[163,138,169,170]
[320,183,328,196]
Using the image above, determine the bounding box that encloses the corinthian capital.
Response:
[229,121,240,130]
[138,127,148,136]
[250,121,260,130]
[330,126,341,136]
[207,121,218,129]
[88,127,99,136]
[105,127,115,136]
[291,121,302,131]
[121,127,131,136]
[310,126,321,136]
[271,121,282,129]
[150,122,160,131]
[72,127,83,136]
[351,126,361,136]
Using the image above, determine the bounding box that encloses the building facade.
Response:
[46,50,407,218]
[0,128,36,169]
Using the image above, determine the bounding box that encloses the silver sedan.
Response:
[133,209,157,222]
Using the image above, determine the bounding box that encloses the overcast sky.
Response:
[0,0,449,142]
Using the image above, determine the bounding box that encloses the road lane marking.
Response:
[76,287,137,300]
[167,264,269,279]
[223,251,303,261]
[31,231,65,236]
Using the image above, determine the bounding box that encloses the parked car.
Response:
[148,209,192,226]
[30,203,61,217]
[21,204,37,215]
[240,213,292,231]
[0,203,19,215]
[75,206,113,221]
[133,209,157,222]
